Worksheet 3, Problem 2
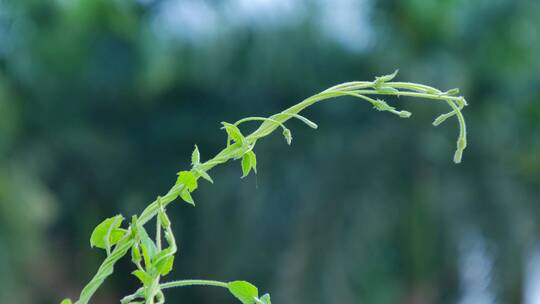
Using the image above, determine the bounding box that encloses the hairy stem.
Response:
[71,74,468,304]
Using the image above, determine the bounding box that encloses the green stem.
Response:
[75,238,135,304]
[72,78,468,304]
[121,280,228,303]
[445,98,468,163]
[160,279,229,289]
[385,81,442,93]
[349,89,463,102]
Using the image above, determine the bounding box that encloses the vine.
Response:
[61,71,468,304]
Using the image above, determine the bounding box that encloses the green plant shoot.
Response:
[62,71,468,304]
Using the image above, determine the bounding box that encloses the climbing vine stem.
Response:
[62,71,468,304]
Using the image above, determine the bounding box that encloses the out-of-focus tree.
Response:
[0,0,539,303]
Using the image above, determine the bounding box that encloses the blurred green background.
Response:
[1,0,539,303]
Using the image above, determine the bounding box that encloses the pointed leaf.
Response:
[180,189,195,206]
[131,244,142,265]
[196,169,214,184]
[241,154,252,178]
[228,281,259,304]
[191,145,200,165]
[247,151,257,174]
[221,122,246,144]
[138,225,158,267]
[155,255,175,276]
[375,69,399,83]
[132,270,152,286]
[90,215,125,249]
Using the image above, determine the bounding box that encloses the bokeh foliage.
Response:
[0,0,539,303]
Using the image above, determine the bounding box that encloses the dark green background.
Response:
[1,0,539,303]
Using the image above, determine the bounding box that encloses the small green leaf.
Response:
[132,270,152,286]
[282,128,292,145]
[228,281,259,304]
[152,249,170,263]
[195,168,214,184]
[138,225,158,267]
[176,171,198,192]
[247,151,257,174]
[222,122,246,144]
[191,145,200,165]
[90,215,125,249]
[375,69,399,84]
[155,255,174,276]
[241,153,253,178]
[131,244,142,265]
[60,299,73,304]
[180,189,195,206]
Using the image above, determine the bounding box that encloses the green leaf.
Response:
[282,128,292,145]
[228,281,259,304]
[131,244,142,265]
[191,145,200,165]
[221,122,246,144]
[176,171,198,192]
[195,168,214,184]
[155,255,174,276]
[259,294,271,304]
[132,270,152,286]
[247,151,257,174]
[90,215,125,249]
[60,299,73,304]
[241,153,253,178]
[152,247,173,263]
[180,189,195,206]
[138,225,158,267]
[375,69,399,84]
